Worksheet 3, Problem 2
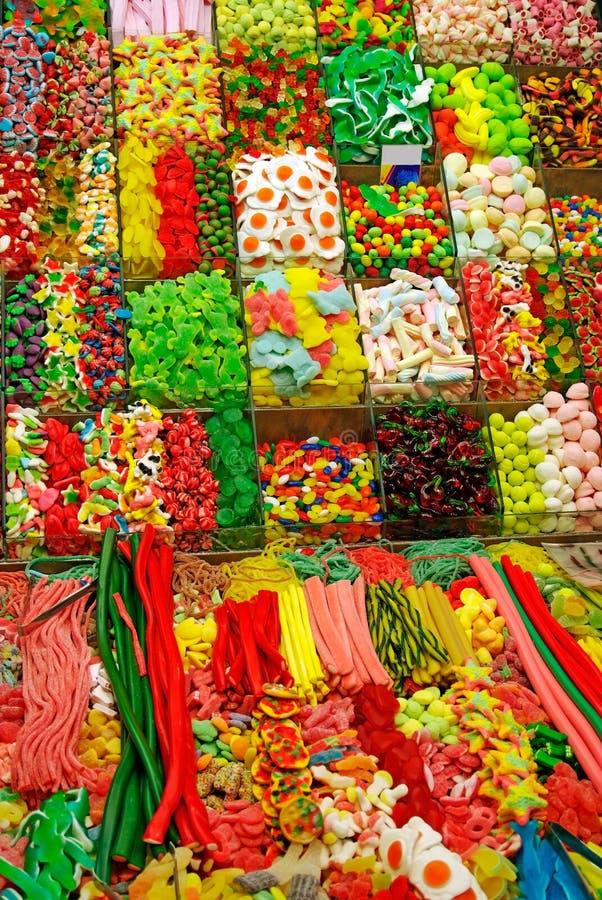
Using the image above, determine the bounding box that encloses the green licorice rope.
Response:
[404,538,487,590]
[95,529,166,882]
[493,562,602,740]
[280,540,361,584]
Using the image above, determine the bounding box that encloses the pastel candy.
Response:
[567,382,590,400]
[581,429,601,452]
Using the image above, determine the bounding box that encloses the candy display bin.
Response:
[2,257,129,413]
[315,0,417,59]
[116,137,237,282]
[461,257,584,402]
[340,150,457,280]
[241,269,368,408]
[374,393,501,539]
[519,65,602,168]
[2,400,262,559]
[353,267,479,404]
[254,402,384,545]
[426,61,533,165]
[484,396,602,538]
[123,270,248,409]
[214,0,319,57]
[323,46,435,167]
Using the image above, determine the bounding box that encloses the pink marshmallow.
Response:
[579,411,598,428]
[584,451,601,471]
[580,429,602,453]
[594,492,602,509]
[575,482,595,498]
[576,496,596,511]
[543,391,564,409]
[566,382,590,400]
[562,442,587,469]
[562,420,582,441]
[555,400,581,422]
[587,466,602,491]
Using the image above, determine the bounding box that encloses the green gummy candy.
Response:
[481,62,505,81]
[487,134,508,155]
[437,63,456,83]
[473,73,490,91]
[509,137,533,154]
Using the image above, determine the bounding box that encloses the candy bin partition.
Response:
[373,391,502,540]
[254,400,384,545]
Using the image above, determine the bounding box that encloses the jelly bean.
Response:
[222,40,331,153]
[189,142,236,276]
[233,147,345,275]
[376,397,498,523]
[127,271,247,407]
[325,45,433,163]
[342,179,454,279]
[244,267,367,407]
[550,193,602,259]
[258,436,381,527]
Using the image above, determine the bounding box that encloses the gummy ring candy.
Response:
[464,807,497,840]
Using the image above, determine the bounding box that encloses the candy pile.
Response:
[463,258,581,399]
[221,40,331,152]
[5,0,108,37]
[354,269,476,401]
[120,139,236,280]
[109,0,211,39]
[444,153,555,261]
[316,0,416,54]
[4,259,128,408]
[244,268,368,406]
[376,398,498,526]
[4,401,259,549]
[259,435,382,528]
[42,30,114,153]
[127,270,247,407]
[342,178,455,279]
[488,384,602,534]
[113,34,226,142]
[0,151,45,275]
[414,0,512,63]
[0,16,54,155]
[215,0,317,53]
[233,147,345,275]
[550,193,602,258]
[509,0,602,65]
[324,45,433,163]
[565,266,602,380]
[521,67,602,167]
[428,62,531,163]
